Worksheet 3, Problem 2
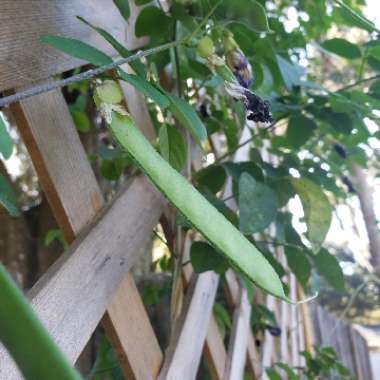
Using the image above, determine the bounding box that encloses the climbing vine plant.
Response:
[0,0,379,378]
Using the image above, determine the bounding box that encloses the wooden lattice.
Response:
[0,2,373,380]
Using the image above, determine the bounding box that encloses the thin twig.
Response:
[337,73,380,92]
[214,120,280,163]
[0,40,183,108]
[186,0,222,43]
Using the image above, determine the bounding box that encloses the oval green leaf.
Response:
[158,124,187,171]
[239,173,278,234]
[0,114,13,160]
[0,175,19,216]
[167,94,207,144]
[41,35,112,66]
[321,38,362,59]
[290,177,332,252]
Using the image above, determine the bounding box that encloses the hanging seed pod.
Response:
[223,32,254,88]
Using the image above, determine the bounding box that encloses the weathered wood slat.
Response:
[224,271,260,379]
[0,88,165,379]
[203,316,227,380]
[103,273,163,380]
[10,89,103,240]
[223,288,251,380]
[0,175,164,378]
[182,242,226,380]
[0,0,128,92]
[158,271,219,380]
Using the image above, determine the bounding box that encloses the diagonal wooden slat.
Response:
[0,88,165,379]
[223,287,251,380]
[0,0,126,92]
[224,270,260,379]
[158,268,219,380]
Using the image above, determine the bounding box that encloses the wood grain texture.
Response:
[225,270,260,378]
[222,288,251,380]
[158,271,219,380]
[203,316,227,380]
[0,0,127,92]
[11,89,103,241]
[182,238,226,380]
[0,176,165,379]
[103,273,163,380]
[4,87,165,379]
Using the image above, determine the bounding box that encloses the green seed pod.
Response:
[108,111,289,302]
[197,36,215,58]
[95,80,124,105]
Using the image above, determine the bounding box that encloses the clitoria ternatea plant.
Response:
[94,81,288,301]
[0,264,82,380]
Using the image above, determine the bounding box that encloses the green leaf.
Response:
[0,175,19,216]
[313,248,345,292]
[333,0,379,34]
[223,162,264,183]
[0,264,82,380]
[109,112,287,300]
[135,6,173,39]
[368,45,380,62]
[41,35,112,66]
[158,125,186,171]
[0,114,13,159]
[321,38,361,59]
[214,0,271,33]
[275,363,299,380]
[276,55,305,91]
[113,0,130,21]
[44,229,69,250]
[193,165,226,194]
[290,178,332,252]
[286,115,317,148]
[77,16,146,77]
[70,111,91,133]
[285,247,311,289]
[100,156,129,181]
[239,173,278,234]
[247,0,271,33]
[266,368,282,380]
[190,241,229,274]
[118,71,170,109]
[167,94,207,144]
[213,302,232,337]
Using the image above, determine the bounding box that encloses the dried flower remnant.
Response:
[197,35,273,124]
[224,33,254,89]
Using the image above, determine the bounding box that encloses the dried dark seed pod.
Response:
[333,143,347,159]
[244,90,273,124]
[199,103,209,119]
[342,176,356,193]
[267,325,282,337]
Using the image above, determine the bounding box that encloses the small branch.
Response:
[337,73,380,92]
[214,120,280,163]
[0,39,183,108]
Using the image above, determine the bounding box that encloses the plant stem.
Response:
[0,39,184,108]
[214,120,280,163]
[186,0,222,43]
[337,73,380,92]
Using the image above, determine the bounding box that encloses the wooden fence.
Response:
[0,1,374,379]
[310,304,374,380]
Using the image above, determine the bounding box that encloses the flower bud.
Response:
[197,36,215,58]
